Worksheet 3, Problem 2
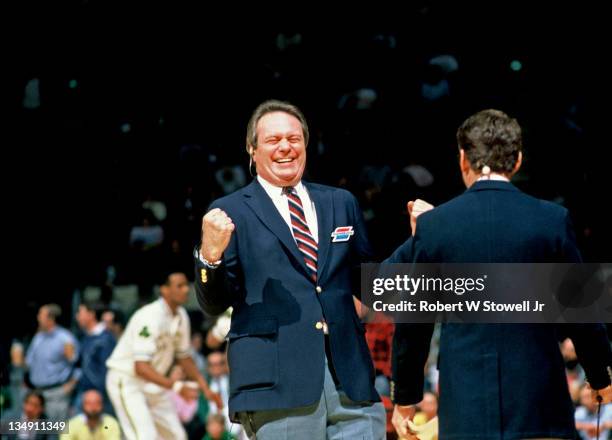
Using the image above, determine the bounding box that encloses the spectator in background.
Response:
[575,384,612,440]
[420,58,452,105]
[74,301,116,415]
[190,331,207,376]
[101,309,125,340]
[203,413,237,440]
[413,391,438,425]
[25,304,79,421]
[129,209,165,249]
[169,364,198,423]
[168,364,203,439]
[61,389,121,440]
[129,209,164,303]
[206,352,229,414]
[8,340,27,416]
[1,390,50,440]
[357,298,394,398]
[206,351,245,439]
[142,192,167,223]
[561,337,586,403]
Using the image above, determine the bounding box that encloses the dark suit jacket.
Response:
[195,179,379,418]
[387,180,611,439]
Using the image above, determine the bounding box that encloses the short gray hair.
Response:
[245,100,309,155]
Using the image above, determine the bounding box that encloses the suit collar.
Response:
[256,175,307,196]
[466,180,520,193]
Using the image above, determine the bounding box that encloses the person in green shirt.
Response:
[203,413,236,440]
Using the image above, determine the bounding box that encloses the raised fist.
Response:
[200,208,235,261]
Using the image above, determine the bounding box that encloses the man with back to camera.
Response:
[388,109,612,439]
[195,100,386,439]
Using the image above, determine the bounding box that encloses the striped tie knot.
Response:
[284,186,318,281]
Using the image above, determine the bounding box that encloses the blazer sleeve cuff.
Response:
[390,379,424,406]
[193,247,222,268]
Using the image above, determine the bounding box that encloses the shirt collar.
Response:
[89,322,106,336]
[257,175,304,197]
[476,173,510,182]
[42,326,58,336]
[79,413,103,428]
[159,298,177,317]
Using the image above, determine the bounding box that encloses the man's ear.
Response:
[459,149,471,174]
[511,151,523,175]
[247,146,256,176]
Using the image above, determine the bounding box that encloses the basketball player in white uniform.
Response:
[106,272,222,440]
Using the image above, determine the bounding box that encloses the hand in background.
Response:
[178,383,199,401]
[392,404,418,439]
[205,389,224,409]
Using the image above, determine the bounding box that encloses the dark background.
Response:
[8,2,611,340]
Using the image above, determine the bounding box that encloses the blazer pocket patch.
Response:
[227,317,279,392]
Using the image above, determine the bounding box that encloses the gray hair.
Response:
[245,99,309,154]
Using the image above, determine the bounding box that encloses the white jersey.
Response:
[106,298,191,378]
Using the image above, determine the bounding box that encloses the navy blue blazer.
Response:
[195,179,379,418]
[387,180,611,440]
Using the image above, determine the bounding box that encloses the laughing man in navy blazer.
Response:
[389,109,612,440]
[195,100,385,439]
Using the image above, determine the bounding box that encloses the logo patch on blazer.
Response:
[331,226,354,242]
[201,269,208,284]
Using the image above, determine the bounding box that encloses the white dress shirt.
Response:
[257,175,319,243]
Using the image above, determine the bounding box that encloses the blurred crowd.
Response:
[3,300,610,439]
[3,301,248,439]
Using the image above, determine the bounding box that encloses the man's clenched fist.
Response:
[200,208,235,262]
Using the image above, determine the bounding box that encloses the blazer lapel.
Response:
[242,180,311,279]
[305,182,333,282]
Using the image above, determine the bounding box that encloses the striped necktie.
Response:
[284,186,318,281]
